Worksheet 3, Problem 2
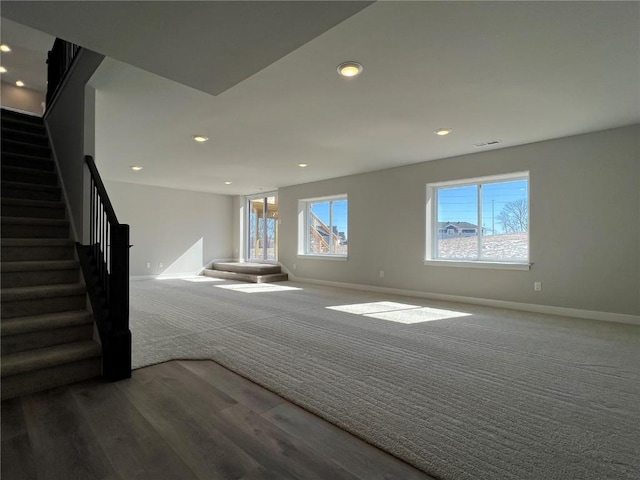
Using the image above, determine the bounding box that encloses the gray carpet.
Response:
[130,277,640,480]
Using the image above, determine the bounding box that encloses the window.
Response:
[247,194,278,261]
[426,172,529,268]
[298,195,348,257]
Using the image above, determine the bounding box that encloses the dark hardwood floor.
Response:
[1,360,435,480]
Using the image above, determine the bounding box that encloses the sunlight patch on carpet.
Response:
[327,301,471,324]
[182,276,225,282]
[155,274,224,282]
[215,283,303,293]
[327,301,422,315]
[367,306,471,324]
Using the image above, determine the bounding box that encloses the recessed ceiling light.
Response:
[435,128,453,136]
[130,165,143,171]
[0,44,11,53]
[298,163,308,168]
[224,181,232,185]
[15,80,24,87]
[192,135,208,143]
[337,61,363,78]
[0,66,6,73]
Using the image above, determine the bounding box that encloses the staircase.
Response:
[1,108,102,400]
[203,262,288,283]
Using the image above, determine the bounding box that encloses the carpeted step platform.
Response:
[203,262,288,283]
[203,269,289,283]
[212,262,283,275]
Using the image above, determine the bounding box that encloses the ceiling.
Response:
[0,18,55,92]
[2,1,639,196]
[1,1,371,96]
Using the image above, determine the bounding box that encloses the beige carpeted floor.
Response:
[130,277,640,480]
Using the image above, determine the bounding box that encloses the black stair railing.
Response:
[77,155,131,381]
[46,38,81,108]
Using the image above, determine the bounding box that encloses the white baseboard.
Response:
[284,272,640,326]
[130,275,158,281]
[131,259,235,280]
[131,272,202,281]
[204,258,236,269]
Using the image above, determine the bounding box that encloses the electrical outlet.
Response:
[159,262,164,268]
[293,263,297,270]
[534,282,542,291]
[146,262,151,269]
[379,270,384,278]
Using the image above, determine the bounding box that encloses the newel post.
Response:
[104,223,131,380]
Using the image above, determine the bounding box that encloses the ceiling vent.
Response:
[474,140,502,148]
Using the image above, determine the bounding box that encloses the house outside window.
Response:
[298,195,348,257]
[425,172,530,269]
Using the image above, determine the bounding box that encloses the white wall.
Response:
[232,195,244,261]
[44,49,105,241]
[1,81,44,115]
[104,181,233,276]
[278,125,640,317]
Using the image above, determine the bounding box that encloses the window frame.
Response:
[425,172,531,270]
[298,194,348,259]
[245,192,279,263]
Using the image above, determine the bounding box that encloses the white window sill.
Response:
[423,259,531,270]
[298,254,348,261]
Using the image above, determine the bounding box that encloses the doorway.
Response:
[247,194,278,262]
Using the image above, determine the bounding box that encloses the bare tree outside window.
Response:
[431,174,528,263]
[497,199,528,233]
